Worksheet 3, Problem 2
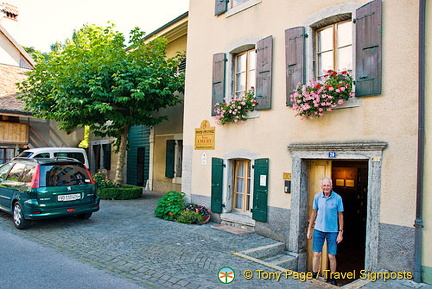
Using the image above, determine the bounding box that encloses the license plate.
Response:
[58,193,81,202]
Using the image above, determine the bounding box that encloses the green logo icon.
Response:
[218,266,235,284]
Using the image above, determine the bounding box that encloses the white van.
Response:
[17,147,89,168]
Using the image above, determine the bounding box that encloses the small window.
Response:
[0,148,15,164]
[233,160,251,212]
[229,0,249,8]
[316,20,352,78]
[234,49,256,98]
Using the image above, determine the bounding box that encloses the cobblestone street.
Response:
[0,191,430,289]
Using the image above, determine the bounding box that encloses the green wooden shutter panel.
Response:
[102,143,111,170]
[256,36,273,110]
[212,53,226,116]
[215,0,228,16]
[285,26,306,106]
[165,140,175,178]
[252,158,269,222]
[211,157,224,213]
[355,0,382,97]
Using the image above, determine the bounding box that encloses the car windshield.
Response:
[40,163,91,187]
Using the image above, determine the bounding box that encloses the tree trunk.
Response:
[114,124,130,186]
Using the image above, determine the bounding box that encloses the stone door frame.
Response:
[287,142,387,272]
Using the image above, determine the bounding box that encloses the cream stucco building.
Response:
[182,0,430,283]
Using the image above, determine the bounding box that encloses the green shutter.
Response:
[212,53,226,115]
[252,158,269,222]
[102,143,111,170]
[256,36,273,110]
[165,140,175,178]
[211,157,224,213]
[285,26,306,106]
[215,0,228,16]
[355,0,382,96]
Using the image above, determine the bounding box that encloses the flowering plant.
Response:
[183,203,211,216]
[93,172,119,188]
[213,88,258,125]
[290,70,355,119]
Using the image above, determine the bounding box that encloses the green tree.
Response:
[18,24,185,185]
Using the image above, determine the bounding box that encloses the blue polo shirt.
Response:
[313,191,344,233]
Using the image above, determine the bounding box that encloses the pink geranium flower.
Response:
[289,70,354,119]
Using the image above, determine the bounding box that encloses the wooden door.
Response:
[307,160,332,273]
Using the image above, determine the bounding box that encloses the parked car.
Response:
[17,147,89,168]
[0,157,100,229]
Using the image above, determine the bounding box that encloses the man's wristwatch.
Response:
[339,229,344,232]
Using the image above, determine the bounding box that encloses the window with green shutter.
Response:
[212,35,273,114]
[284,0,382,104]
[252,158,269,222]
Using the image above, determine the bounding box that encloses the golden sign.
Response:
[283,173,292,180]
[195,120,215,150]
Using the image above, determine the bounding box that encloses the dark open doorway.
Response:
[332,160,368,285]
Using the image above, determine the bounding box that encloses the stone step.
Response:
[262,252,297,270]
[237,242,285,259]
[233,242,299,272]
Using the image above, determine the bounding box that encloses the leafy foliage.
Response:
[154,191,185,221]
[176,210,203,224]
[17,23,185,185]
[98,185,142,200]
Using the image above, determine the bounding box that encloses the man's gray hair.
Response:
[321,177,333,186]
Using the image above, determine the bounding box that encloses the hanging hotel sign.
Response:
[195,120,215,150]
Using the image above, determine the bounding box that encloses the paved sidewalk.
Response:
[0,190,431,289]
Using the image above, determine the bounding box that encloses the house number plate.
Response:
[328,152,337,158]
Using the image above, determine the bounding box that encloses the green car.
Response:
[0,157,100,229]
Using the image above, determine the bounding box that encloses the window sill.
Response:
[334,97,362,110]
[226,0,262,17]
[246,110,260,119]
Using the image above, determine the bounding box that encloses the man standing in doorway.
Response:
[307,177,344,286]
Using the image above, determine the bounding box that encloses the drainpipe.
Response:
[414,0,426,283]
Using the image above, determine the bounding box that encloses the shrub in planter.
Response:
[176,210,203,224]
[154,191,185,221]
[97,184,142,200]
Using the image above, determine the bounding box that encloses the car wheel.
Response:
[13,202,29,229]
[76,213,92,220]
